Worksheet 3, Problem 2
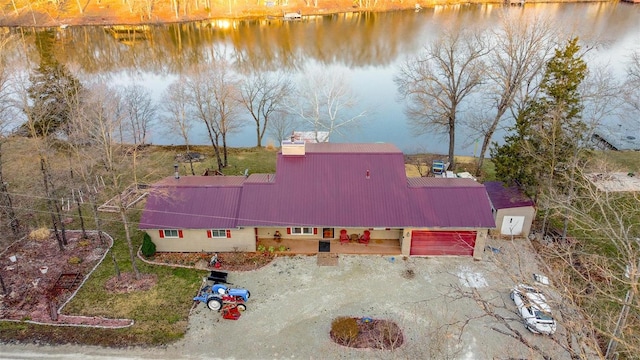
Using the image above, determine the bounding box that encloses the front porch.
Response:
[257,238,402,255]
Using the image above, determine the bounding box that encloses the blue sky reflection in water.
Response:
[68,3,640,154]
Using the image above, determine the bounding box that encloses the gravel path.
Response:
[0,241,569,359]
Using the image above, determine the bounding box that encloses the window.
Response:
[162,229,180,238]
[207,229,231,238]
[291,227,314,235]
[322,228,334,239]
[210,230,226,238]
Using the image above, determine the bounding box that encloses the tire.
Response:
[246,290,251,299]
[510,292,515,301]
[237,303,247,311]
[207,297,223,311]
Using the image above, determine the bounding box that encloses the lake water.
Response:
[5,2,640,155]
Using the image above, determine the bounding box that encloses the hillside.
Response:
[0,0,599,27]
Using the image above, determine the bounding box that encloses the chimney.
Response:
[281,140,306,156]
[174,164,180,179]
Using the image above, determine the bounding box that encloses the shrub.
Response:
[377,321,403,350]
[330,317,359,345]
[68,256,82,265]
[29,228,50,241]
[141,233,156,257]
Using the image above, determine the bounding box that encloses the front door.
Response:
[501,216,525,236]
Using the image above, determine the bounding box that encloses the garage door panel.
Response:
[411,231,476,256]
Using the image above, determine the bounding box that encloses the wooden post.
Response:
[49,301,58,321]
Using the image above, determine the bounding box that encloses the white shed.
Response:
[484,181,536,239]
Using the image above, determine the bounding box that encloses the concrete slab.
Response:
[587,172,640,192]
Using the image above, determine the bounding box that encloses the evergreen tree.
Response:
[23,30,83,137]
[491,37,588,199]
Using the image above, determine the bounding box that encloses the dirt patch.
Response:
[402,268,416,279]
[586,172,640,192]
[0,230,131,328]
[104,272,157,294]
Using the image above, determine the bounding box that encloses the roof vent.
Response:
[282,140,306,156]
[366,169,370,180]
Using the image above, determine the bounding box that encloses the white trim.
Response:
[210,229,227,238]
[291,227,313,235]
[163,229,179,238]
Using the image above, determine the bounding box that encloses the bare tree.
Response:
[71,82,142,280]
[238,71,293,147]
[68,82,126,279]
[185,63,243,170]
[622,50,640,120]
[293,68,366,142]
[267,112,298,146]
[119,84,156,146]
[0,34,20,239]
[396,28,489,170]
[12,30,87,250]
[472,13,556,176]
[162,79,196,175]
[539,162,640,359]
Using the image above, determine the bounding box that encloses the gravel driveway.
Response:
[0,240,569,359]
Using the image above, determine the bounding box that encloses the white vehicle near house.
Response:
[510,284,557,335]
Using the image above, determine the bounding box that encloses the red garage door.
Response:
[410,231,476,256]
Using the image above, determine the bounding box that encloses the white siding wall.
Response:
[492,206,536,239]
[146,228,256,252]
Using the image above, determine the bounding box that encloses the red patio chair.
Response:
[359,230,370,245]
[339,229,349,244]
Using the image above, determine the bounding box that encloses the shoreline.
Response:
[0,0,612,28]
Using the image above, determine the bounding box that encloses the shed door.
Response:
[501,216,525,236]
[410,231,476,256]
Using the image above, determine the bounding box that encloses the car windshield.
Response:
[534,310,554,322]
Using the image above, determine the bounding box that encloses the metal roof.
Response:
[237,145,411,227]
[407,177,484,188]
[484,181,535,210]
[303,142,402,154]
[407,186,495,228]
[153,176,246,187]
[138,177,245,229]
[140,143,496,230]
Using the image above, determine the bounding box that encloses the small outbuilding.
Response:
[484,181,536,239]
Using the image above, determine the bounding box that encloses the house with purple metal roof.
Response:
[139,142,496,259]
[484,181,536,239]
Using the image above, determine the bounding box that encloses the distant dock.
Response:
[592,126,640,151]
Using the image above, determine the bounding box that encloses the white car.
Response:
[510,284,557,335]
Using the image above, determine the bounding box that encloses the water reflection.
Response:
[2,3,639,153]
[6,4,639,73]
